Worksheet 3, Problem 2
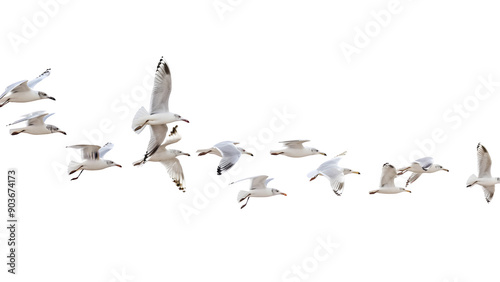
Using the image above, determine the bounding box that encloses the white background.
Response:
[1,0,500,281]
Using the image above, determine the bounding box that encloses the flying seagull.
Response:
[197,141,253,175]
[466,143,500,203]
[132,57,189,163]
[270,140,327,158]
[7,111,66,135]
[397,157,449,187]
[231,175,287,209]
[307,151,360,196]
[369,163,411,195]
[0,69,55,107]
[66,143,122,181]
[133,125,190,192]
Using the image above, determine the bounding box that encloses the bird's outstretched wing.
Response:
[67,144,101,160]
[27,68,51,88]
[98,143,114,158]
[150,57,172,114]
[477,143,492,178]
[380,163,397,188]
[279,140,309,149]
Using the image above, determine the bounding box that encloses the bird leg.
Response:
[0,99,10,107]
[240,197,250,209]
[397,168,409,175]
[309,174,319,181]
[10,130,24,135]
[198,151,211,156]
[70,170,84,181]
[369,190,379,194]
[270,152,284,155]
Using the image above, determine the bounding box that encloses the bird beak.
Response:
[115,164,122,168]
[352,171,361,174]
[58,130,67,135]
[405,189,411,193]
[183,153,191,156]
[443,168,449,172]
[48,97,56,101]
[280,193,287,196]
[181,119,189,123]
[319,152,327,156]
[245,152,254,156]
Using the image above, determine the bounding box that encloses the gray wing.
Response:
[380,163,397,188]
[317,156,344,172]
[215,142,242,175]
[265,177,274,186]
[159,125,181,149]
[27,68,51,88]
[150,57,172,114]
[67,144,101,160]
[98,143,114,158]
[160,158,186,190]
[323,170,344,196]
[415,157,434,170]
[279,140,309,149]
[482,185,495,203]
[250,175,270,190]
[7,111,46,126]
[406,173,422,187]
[477,143,492,178]
[0,80,27,99]
[145,124,168,159]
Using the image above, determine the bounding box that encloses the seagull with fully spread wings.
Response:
[66,143,122,181]
[132,57,189,163]
[0,69,55,107]
[133,125,190,192]
[369,163,411,195]
[197,141,253,175]
[270,140,326,157]
[397,157,449,187]
[466,143,500,203]
[230,175,287,209]
[307,152,360,196]
[7,111,66,135]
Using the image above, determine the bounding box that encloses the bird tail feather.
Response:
[68,161,81,174]
[466,174,478,187]
[307,169,319,179]
[237,191,251,202]
[132,106,149,134]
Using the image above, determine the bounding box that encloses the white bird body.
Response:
[369,163,411,195]
[8,111,66,136]
[307,152,359,196]
[132,57,189,163]
[197,141,253,175]
[231,175,287,209]
[0,69,55,107]
[466,143,500,203]
[398,157,449,187]
[133,126,189,191]
[271,140,326,158]
[67,143,121,180]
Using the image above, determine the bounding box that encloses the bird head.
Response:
[310,148,327,156]
[38,91,55,101]
[105,160,122,168]
[173,113,189,123]
[46,125,66,135]
[272,188,287,196]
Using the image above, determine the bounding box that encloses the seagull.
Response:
[133,125,190,192]
[132,57,189,162]
[0,69,55,107]
[397,157,449,187]
[197,141,253,175]
[230,175,287,209]
[270,140,327,157]
[466,143,500,203]
[66,143,122,181]
[369,163,411,194]
[7,111,66,135]
[307,152,360,196]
